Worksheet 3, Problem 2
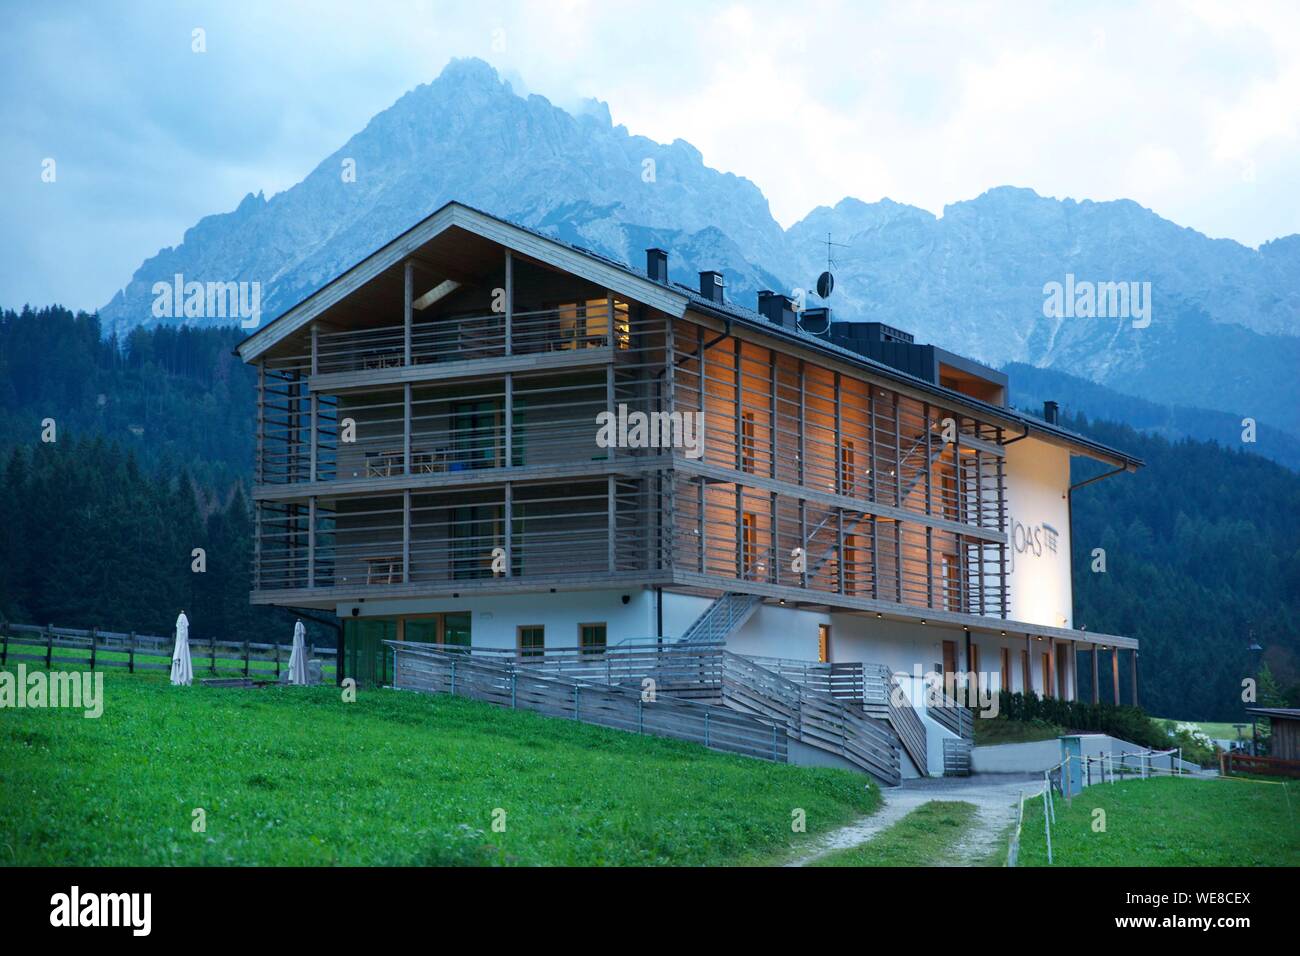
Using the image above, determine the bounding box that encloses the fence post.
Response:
[274,640,281,679]
[638,698,644,734]
[450,658,457,695]
[1,619,9,667]
[772,723,779,761]
[704,711,711,749]
[128,631,135,674]
[1042,790,1053,865]
[511,671,517,709]
[209,635,216,674]
[89,626,97,671]
[574,684,580,721]
[45,624,53,669]
[243,640,250,678]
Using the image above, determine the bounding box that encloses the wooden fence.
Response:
[1220,751,1300,779]
[0,620,335,678]
[389,641,786,763]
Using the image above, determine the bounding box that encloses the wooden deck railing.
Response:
[721,652,900,785]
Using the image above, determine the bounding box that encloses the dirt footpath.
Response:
[788,773,1041,867]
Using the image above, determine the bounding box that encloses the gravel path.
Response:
[788,774,1040,867]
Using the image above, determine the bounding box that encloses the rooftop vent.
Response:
[757,290,796,328]
[646,248,669,284]
[1043,400,1059,424]
[699,270,725,304]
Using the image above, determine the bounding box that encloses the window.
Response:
[818,624,831,664]
[1041,650,1052,699]
[1000,647,1011,694]
[840,440,856,495]
[557,299,629,350]
[740,411,756,473]
[579,622,607,658]
[969,643,981,694]
[1021,649,1032,695]
[517,625,544,659]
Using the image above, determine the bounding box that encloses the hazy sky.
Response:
[3,0,1298,312]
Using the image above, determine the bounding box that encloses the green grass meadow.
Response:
[0,670,878,866]
[1015,776,1298,867]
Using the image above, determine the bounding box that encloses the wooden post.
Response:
[1091,644,1099,705]
[210,635,217,675]
[45,624,53,669]
[274,639,281,679]
[128,631,135,674]
[1,620,8,667]
[403,259,413,365]
[1111,646,1121,705]
[89,626,97,671]
[243,639,250,678]
[608,475,617,573]
[504,250,513,356]
[1130,650,1139,708]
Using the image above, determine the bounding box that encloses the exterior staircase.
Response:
[678,592,762,644]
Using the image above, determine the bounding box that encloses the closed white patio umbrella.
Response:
[287,620,308,685]
[170,611,193,686]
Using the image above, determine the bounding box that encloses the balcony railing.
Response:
[313,303,627,375]
[253,479,664,593]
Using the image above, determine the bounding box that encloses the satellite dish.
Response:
[816,271,834,299]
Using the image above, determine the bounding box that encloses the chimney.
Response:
[757,290,796,328]
[646,248,668,284]
[699,270,725,304]
[1043,400,1059,424]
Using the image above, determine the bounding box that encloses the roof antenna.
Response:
[816,231,848,300]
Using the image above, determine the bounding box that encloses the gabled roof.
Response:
[236,200,1143,470]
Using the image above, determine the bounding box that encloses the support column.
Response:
[1111,646,1121,705]
[402,489,411,584]
[504,373,513,469]
[1091,644,1100,705]
[504,251,513,356]
[309,324,318,482]
[1047,640,1056,699]
[403,382,412,476]
[1131,650,1139,708]
[403,260,413,365]
[608,475,617,573]
[504,482,513,578]
[606,364,616,462]
[307,496,315,588]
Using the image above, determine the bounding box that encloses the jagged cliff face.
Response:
[100,58,1300,436]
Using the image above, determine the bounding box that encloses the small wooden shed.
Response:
[1247,707,1300,761]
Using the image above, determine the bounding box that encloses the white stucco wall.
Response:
[1003,438,1073,630]
[337,587,662,649]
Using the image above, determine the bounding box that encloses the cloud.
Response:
[1,0,1298,311]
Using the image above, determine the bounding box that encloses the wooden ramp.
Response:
[387,640,902,785]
